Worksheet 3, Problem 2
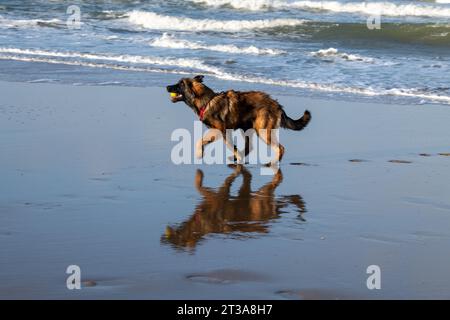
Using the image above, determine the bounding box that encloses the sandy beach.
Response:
[1,80,450,299]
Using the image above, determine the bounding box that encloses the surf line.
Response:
[177,304,211,318]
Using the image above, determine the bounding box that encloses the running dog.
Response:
[166,75,311,163]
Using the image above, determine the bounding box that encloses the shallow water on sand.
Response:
[1,82,450,299]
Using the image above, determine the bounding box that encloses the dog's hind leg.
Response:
[243,130,255,164]
[256,121,284,164]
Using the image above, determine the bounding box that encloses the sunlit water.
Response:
[0,0,450,105]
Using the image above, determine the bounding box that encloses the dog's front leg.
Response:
[223,131,243,164]
[195,129,222,159]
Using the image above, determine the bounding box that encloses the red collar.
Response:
[198,93,223,121]
[199,105,208,121]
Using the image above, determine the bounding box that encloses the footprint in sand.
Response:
[348,159,369,163]
[388,160,412,164]
[79,277,123,288]
[290,162,317,166]
[186,275,231,284]
[82,280,97,288]
[186,269,267,285]
[276,289,356,300]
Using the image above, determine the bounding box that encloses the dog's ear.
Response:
[193,75,204,83]
[191,81,205,97]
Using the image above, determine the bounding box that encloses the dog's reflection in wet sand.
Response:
[162,165,306,250]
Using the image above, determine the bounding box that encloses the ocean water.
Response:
[0,0,449,105]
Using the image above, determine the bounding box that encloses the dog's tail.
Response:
[280,109,311,131]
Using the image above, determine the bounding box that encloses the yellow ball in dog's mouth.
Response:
[170,92,177,98]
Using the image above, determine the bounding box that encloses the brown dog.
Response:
[167,75,311,163]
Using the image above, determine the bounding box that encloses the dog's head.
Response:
[166,75,206,104]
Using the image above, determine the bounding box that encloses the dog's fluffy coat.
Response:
[167,75,311,163]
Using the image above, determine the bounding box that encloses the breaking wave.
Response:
[126,10,306,32]
[191,0,450,17]
[311,48,374,63]
[150,33,286,55]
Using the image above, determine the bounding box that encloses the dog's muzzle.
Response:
[166,85,184,103]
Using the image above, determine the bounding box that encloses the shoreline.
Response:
[1,80,450,299]
[1,58,450,107]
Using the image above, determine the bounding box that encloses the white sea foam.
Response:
[0,47,223,75]
[1,47,449,104]
[127,11,305,32]
[212,73,450,104]
[0,54,192,75]
[0,15,63,28]
[311,48,374,63]
[190,0,278,10]
[27,78,59,83]
[150,33,285,55]
[192,0,450,17]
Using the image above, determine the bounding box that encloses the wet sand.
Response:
[1,81,450,299]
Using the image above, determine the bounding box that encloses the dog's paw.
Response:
[195,147,204,159]
[227,153,244,164]
[227,163,243,171]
